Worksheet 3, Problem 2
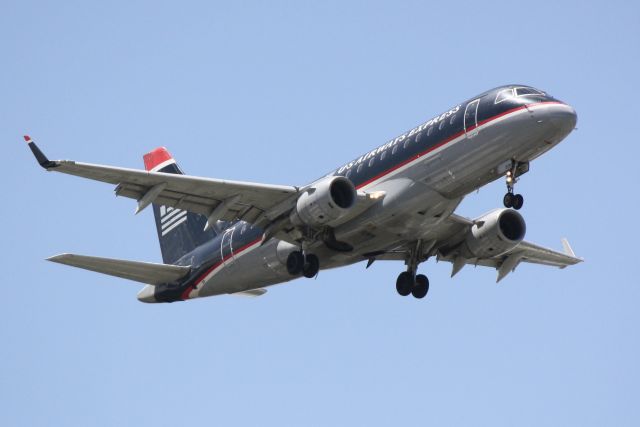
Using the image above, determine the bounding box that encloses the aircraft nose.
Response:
[547,103,578,134]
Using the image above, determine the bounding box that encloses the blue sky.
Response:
[2,1,638,425]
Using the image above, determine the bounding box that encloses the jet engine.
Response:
[290,176,357,227]
[460,209,526,258]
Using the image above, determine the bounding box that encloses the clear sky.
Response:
[2,1,638,426]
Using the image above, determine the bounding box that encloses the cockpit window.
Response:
[515,87,545,96]
[495,88,515,104]
[496,87,546,103]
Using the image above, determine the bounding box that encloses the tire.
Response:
[412,274,429,299]
[512,194,524,210]
[302,254,320,278]
[503,193,514,208]
[286,251,304,275]
[396,272,413,296]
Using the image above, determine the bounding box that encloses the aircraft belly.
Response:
[196,244,292,297]
[426,112,548,198]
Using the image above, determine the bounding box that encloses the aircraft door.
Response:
[220,227,236,267]
[464,99,480,138]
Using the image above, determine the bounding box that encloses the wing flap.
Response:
[47,253,191,285]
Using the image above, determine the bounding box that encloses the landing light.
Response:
[367,191,386,200]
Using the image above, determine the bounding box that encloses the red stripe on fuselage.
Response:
[179,101,564,300]
[180,237,263,300]
[354,102,563,190]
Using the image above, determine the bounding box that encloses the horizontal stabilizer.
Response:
[47,253,191,285]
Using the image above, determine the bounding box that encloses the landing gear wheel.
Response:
[396,272,414,296]
[503,192,514,208]
[512,194,524,210]
[302,254,320,278]
[412,274,429,299]
[503,161,528,209]
[286,251,304,275]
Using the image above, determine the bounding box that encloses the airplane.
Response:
[27,84,582,303]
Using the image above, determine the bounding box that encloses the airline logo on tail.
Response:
[160,206,187,236]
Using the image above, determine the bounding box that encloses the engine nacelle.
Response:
[290,176,356,227]
[460,209,526,258]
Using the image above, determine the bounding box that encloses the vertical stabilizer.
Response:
[143,147,216,264]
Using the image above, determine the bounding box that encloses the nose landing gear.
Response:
[503,188,524,210]
[503,161,528,210]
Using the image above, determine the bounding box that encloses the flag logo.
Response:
[160,206,187,236]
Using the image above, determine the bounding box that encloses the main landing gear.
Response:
[286,251,320,278]
[396,271,429,299]
[395,240,432,299]
[503,161,526,210]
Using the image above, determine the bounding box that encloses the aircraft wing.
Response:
[368,213,582,282]
[436,214,582,282]
[435,238,582,282]
[26,136,298,227]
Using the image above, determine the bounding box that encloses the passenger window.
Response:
[357,163,363,174]
[368,157,375,167]
[392,145,398,155]
[380,151,387,161]
[495,88,515,104]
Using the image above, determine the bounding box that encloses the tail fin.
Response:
[143,147,216,264]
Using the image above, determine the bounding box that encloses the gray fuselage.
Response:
[142,85,577,302]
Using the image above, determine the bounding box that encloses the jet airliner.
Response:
[28,84,582,303]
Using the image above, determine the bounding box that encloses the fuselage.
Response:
[138,85,577,303]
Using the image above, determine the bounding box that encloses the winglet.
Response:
[24,135,58,169]
[561,238,576,258]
